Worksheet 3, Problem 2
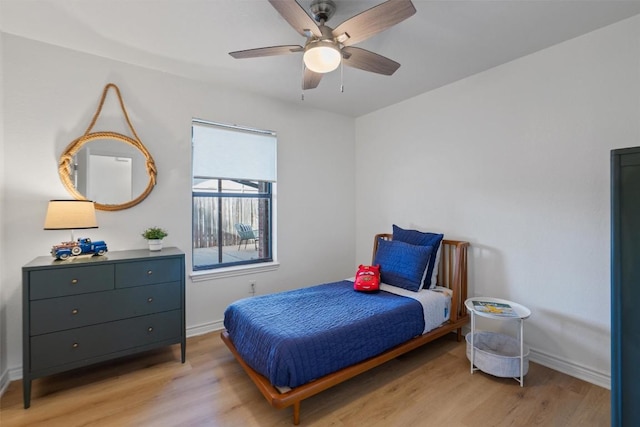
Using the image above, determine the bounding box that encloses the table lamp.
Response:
[43,199,98,243]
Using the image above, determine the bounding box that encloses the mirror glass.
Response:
[72,139,148,205]
[87,154,132,204]
[59,132,156,211]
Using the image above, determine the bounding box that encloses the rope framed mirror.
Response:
[58,83,157,211]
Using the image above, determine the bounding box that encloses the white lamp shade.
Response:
[44,200,98,230]
[303,43,341,73]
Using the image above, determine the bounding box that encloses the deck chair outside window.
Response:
[234,224,258,250]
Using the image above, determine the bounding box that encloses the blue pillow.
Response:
[374,238,433,292]
[392,224,444,289]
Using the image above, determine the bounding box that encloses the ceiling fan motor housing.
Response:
[310,0,336,23]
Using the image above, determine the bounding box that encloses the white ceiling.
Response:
[2,0,640,117]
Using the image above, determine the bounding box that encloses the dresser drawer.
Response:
[115,258,181,288]
[29,265,115,300]
[30,310,181,371]
[30,282,182,336]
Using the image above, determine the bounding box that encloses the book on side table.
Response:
[472,300,519,317]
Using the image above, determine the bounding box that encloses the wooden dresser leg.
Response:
[23,378,31,409]
[293,401,300,425]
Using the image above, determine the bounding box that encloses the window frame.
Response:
[191,119,277,276]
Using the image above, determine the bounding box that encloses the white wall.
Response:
[1,35,356,378]
[355,15,640,387]
[0,28,8,394]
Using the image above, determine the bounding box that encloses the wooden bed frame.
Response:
[221,234,469,425]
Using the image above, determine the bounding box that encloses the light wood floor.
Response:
[1,331,610,426]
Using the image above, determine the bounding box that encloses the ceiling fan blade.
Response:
[268,0,322,38]
[341,46,400,76]
[229,45,303,59]
[333,0,416,47]
[303,67,323,90]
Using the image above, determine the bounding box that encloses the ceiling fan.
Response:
[229,0,416,90]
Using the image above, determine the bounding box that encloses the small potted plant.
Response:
[142,226,168,251]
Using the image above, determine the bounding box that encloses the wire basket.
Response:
[466,331,529,378]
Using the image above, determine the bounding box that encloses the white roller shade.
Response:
[192,121,277,182]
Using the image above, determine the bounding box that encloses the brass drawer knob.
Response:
[147,270,153,275]
[147,327,154,333]
[72,342,79,349]
[71,309,79,315]
[71,279,78,285]
[147,297,153,303]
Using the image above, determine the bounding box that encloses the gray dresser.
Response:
[22,247,185,408]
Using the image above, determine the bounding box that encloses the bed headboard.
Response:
[371,233,469,322]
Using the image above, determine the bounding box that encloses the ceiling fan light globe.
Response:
[303,44,341,73]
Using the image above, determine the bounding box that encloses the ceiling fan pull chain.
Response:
[340,60,344,93]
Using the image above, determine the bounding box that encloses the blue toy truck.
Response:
[51,238,108,260]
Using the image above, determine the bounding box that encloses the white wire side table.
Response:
[465,297,531,386]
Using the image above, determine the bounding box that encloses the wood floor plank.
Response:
[0,331,610,426]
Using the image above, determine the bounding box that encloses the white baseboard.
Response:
[0,368,9,397]
[9,366,22,381]
[186,319,224,337]
[8,366,22,381]
[528,347,610,390]
[0,365,22,397]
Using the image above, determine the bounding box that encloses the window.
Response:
[192,119,276,271]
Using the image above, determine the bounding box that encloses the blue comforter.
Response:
[223,280,425,388]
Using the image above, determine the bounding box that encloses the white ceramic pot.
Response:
[148,239,163,251]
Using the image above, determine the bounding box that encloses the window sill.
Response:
[190,261,280,282]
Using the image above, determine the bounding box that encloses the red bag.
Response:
[354,264,381,292]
